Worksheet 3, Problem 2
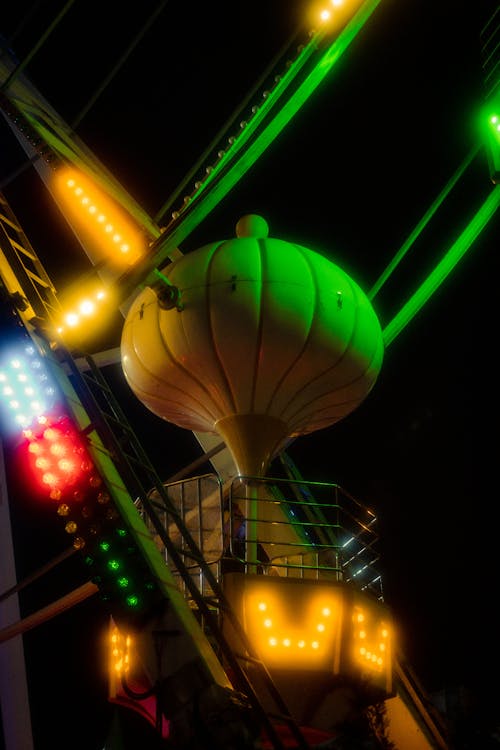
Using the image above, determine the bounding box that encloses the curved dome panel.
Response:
[121,215,384,475]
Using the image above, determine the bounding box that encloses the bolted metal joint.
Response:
[153,282,183,311]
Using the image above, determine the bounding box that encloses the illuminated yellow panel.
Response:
[241,577,344,670]
[223,573,393,697]
[53,167,148,267]
[108,621,132,678]
[350,602,392,681]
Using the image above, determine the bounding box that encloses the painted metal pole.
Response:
[0,440,34,750]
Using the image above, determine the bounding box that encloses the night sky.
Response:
[0,1,498,748]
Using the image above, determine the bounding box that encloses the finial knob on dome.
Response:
[235,214,269,239]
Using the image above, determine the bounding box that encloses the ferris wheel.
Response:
[0,2,498,749]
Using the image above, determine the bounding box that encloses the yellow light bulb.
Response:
[65,312,79,327]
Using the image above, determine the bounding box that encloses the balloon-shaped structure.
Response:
[120,215,384,477]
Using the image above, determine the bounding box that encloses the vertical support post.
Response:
[0,441,34,750]
[245,480,259,574]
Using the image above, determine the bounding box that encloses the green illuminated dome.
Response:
[121,215,384,476]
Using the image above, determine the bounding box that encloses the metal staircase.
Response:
[0,188,314,749]
[70,349,318,749]
[0,191,61,323]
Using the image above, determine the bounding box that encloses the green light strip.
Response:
[154,23,320,225]
[382,184,500,347]
[183,34,322,209]
[132,0,383,291]
[157,0,382,228]
[188,0,383,208]
[368,144,481,301]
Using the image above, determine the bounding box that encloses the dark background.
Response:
[0,1,498,747]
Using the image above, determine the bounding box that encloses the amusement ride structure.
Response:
[0,2,498,749]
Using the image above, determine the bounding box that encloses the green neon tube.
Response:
[129,0,383,293]
[382,184,500,347]
[368,144,481,301]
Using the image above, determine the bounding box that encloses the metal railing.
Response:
[138,473,383,605]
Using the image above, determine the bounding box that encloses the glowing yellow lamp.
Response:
[54,284,117,342]
[52,167,149,268]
